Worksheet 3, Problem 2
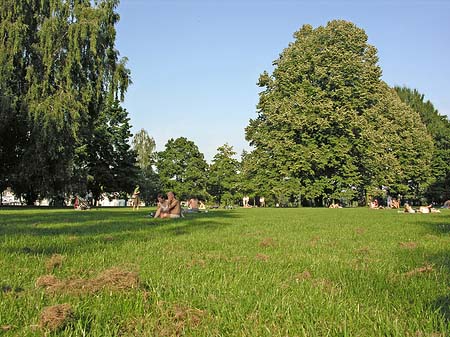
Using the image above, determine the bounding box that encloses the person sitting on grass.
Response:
[186,196,199,213]
[329,202,341,208]
[160,191,181,219]
[152,194,168,218]
[391,198,400,209]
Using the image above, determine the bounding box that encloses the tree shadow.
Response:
[416,217,450,326]
[427,222,450,234]
[426,252,450,330]
[162,211,240,236]
[432,295,450,323]
[0,209,240,256]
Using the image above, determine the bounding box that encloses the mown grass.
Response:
[0,207,449,336]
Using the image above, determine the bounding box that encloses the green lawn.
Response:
[0,207,449,336]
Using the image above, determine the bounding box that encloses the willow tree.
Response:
[246,20,433,206]
[0,0,132,203]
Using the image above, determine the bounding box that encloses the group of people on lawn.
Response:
[368,197,400,210]
[152,192,206,219]
[368,196,442,214]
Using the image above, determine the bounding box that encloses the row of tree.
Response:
[1,5,449,207]
[133,132,241,206]
[138,21,450,207]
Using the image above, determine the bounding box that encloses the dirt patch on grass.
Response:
[286,271,340,294]
[309,236,321,247]
[1,325,13,332]
[404,264,434,277]
[36,267,139,295]
[230,256,246,263]
[255,253,269,262]
[413,332,445,337]
[186,259,206,268]
[173,305,205,328]
[46,254,64,271]
[312,278,340,294]
[355,228,366,235]
[39,303,73,332]
[154,303,207,337]
[399,242,418,249]
[259,237,276,248]
[355,246,370,255]
[36,275,59,288]
[294,270,312,282]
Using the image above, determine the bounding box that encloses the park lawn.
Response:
[0,207,449,336]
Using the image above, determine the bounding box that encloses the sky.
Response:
[115,0,450,162]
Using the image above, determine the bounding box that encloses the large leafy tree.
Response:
[239,150,291,207]
[156,137,208,200]
[246,20,433,205]
[132,129,161,204]
[360,84,434,201]
[133,129,156,171]
[86,101,137,204]
[0,0,132,203]
[395,86,450,202]
[208,144,240,206]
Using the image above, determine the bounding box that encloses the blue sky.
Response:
[116,0,450,162]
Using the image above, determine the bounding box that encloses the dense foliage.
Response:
[0,0,135,204]
[207,144,240,206]
[132,129,161,204]
[1,8,447,207]
[156,137,209,201]
[245,20,434,206]
[395,86,450,203]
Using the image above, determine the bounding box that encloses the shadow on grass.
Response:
[416,217,450,325]
[433,294,450,324]
[426,250,450,328]
[162,212,240,236]
[0,209,240,256]
[423,221,450,235]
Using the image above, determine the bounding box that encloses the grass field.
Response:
[0,207,449,336]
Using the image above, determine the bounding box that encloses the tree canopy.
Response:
[246,20,434,206]
[395,86,450,202]
[208,144,240,206]
[156,137,209,201]
[132,129,161,204]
